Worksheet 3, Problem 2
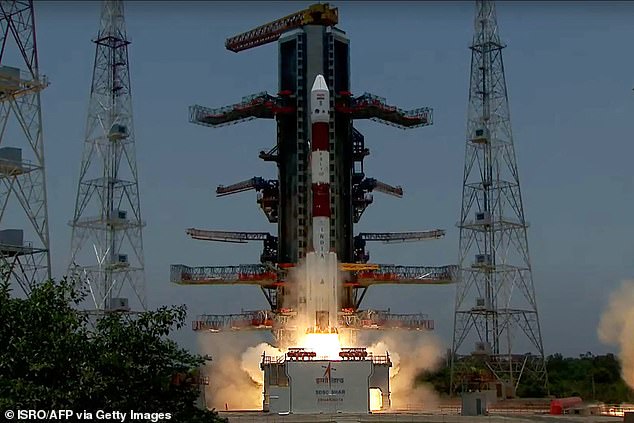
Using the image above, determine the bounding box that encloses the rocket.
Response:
[310,74,330,257]
[302,74,339,335]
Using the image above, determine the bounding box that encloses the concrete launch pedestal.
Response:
[261,348,391,414]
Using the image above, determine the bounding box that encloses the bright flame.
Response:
[369,388,382,411]
[299,333,341,360]
[603,404,634,417]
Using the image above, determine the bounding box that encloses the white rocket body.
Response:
[302,74,338,334]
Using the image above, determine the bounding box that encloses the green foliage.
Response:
[515,367,548,398]
[416,352,634,403]
[416,364,451,394]
[546,352,633,404]
[0,278,227,423]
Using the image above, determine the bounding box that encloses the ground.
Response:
[218,412,623,423]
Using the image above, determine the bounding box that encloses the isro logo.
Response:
[316,363,344,387]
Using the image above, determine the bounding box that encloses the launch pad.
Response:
[261,347,391,414]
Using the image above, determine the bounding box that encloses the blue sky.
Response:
[35,1,634,356]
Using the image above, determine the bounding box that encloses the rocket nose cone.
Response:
[311,74,328,92]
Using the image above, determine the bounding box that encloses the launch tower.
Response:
[172,4,455,343]
[69,0,146,314]
[450,0,547,396]
[0,0,51,294]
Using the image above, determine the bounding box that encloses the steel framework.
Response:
[0,0,51,294]
[177,3,454,345]
[224,3,339,53]
[69,0,145,313]
[171,263,455,287]
[192,309,434,332]
[450,0,546,395]
[189,90,433,130]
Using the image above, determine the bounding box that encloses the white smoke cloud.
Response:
[598,280,634,389]
[197,332,277,410]
[283,255,343,338]
[196,255,447,412]
[364,331,444,410]
[241,342,284,385]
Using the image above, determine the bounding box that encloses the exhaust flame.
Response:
[598,280,634,389]
[370,388,383,411]
[299,333,342,360]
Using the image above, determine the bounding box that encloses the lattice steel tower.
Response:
[69,0,145,313]
[0,1,51,294]
[450,0,546,395]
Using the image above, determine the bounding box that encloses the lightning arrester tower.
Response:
[450,0,547,395]
[69,0,145,314]
[0,0,51,294]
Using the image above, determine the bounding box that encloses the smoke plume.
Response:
[242,342,285,385]
[363,331,444,410]
[196,255,447,411]
[598,280,634,389]
[281,256,346,339]
[198,332,279,410]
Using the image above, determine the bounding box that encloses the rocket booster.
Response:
[301,74,338,335]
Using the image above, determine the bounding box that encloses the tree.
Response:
[0,277,227,423]
[415,352,634,402]
[416,364,451,395]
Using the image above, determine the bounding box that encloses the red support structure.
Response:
[192,309,434,332]
[336,92,433,129]
[225,4,339,53]
[189,92,294,128]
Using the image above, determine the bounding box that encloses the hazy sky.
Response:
[32,1,634,356]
